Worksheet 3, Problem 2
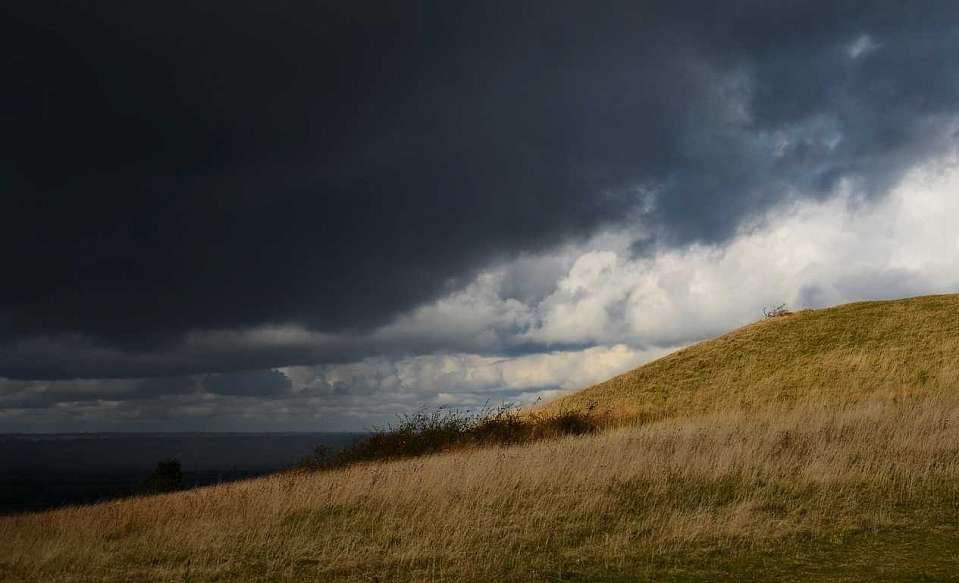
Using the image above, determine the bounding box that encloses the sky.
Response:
[2,1,959,431]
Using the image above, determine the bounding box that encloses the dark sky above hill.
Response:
[3,1,959,431]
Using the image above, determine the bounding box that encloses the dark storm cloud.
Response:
[0,370,290,416]
[0,375,200,409]
[3,1,959,379]
[202,370,292,398]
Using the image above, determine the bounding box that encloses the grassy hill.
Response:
[549,294,959,420]
[3,294,959,582]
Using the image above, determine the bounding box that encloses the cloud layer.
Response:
[4,151,959,430]
[3,2,959,383]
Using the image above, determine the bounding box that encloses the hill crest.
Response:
[548,293,959,420]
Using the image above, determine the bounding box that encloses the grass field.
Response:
[3,294,959,582]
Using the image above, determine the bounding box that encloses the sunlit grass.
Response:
[3,294,959,582]
[547,294,959,422]
[4,393,959,582]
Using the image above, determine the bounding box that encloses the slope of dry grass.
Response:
[3,293,959,582]
[547,294,959,421]
[3,393,959,582]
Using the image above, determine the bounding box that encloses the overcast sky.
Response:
[3,1,959,431]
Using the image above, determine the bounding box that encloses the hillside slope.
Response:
[3,294,959,582]
[5,396,959,582]
[550,294,959,420]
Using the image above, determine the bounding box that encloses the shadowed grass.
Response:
[301,403,599,470]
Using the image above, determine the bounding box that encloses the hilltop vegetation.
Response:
[2,294,959,582]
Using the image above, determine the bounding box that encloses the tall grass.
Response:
[4,391,959,582]
[4,295,959,581]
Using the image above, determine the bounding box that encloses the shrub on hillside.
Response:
[301,402,600,470]
[763,303,792,318]
[138,457,184,494]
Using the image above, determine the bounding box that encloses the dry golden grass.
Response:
[3,294,959,581]
[3,392,959,582]
[546,294,959,422]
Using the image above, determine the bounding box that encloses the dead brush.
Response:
[301,401,600,470]
[763,303,793,318]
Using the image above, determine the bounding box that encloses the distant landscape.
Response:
[0,433,360,515]
[3,294,958,581]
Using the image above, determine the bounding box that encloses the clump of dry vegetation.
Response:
[3,293,959,582]
[763,303,793,318]
[301,403,600,470]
